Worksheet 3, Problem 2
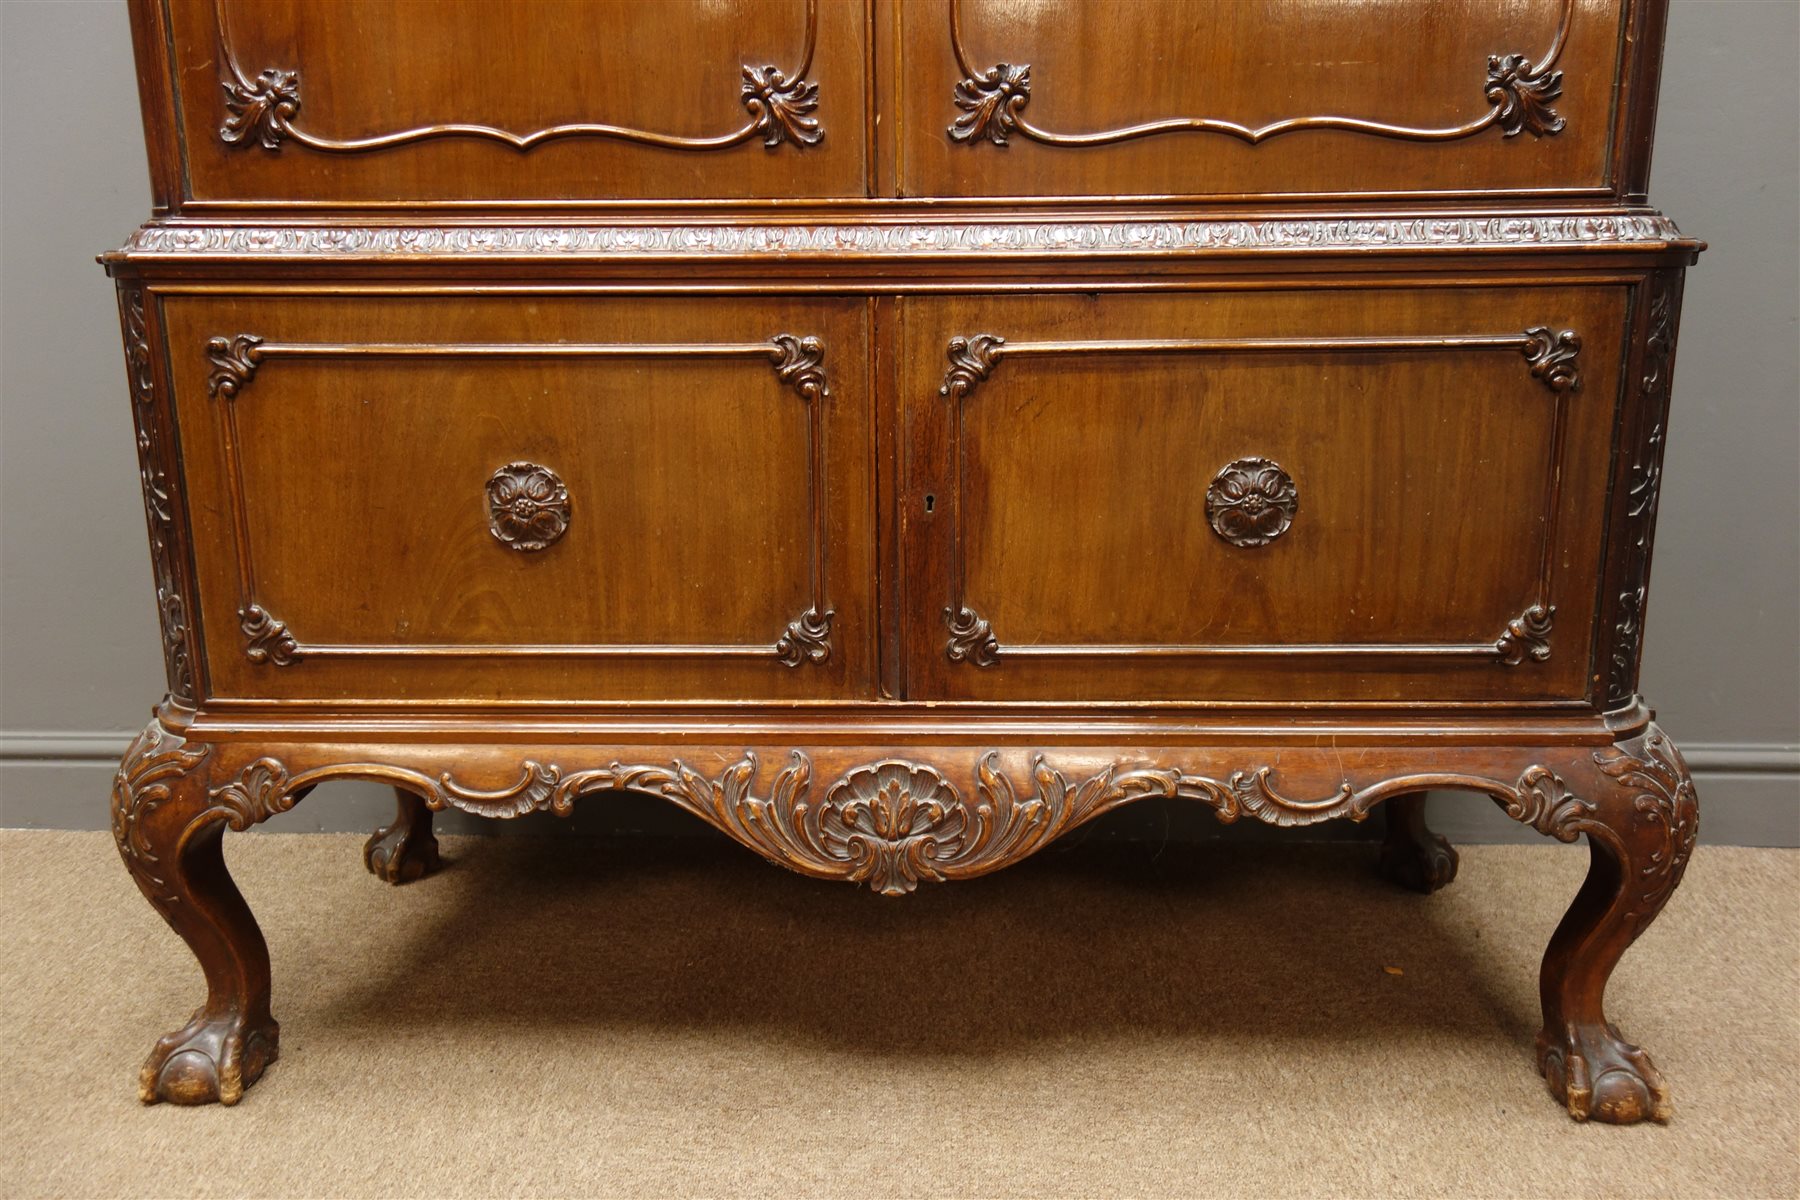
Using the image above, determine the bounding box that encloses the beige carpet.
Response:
[1,829,1794,1200]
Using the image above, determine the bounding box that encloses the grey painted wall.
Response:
[1,0,1794,845]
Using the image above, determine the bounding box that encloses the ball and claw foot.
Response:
[1537,1023,1671,1124]
[139,1009,279,1106]
[363,788,442,884]
[1377,793,1460,893]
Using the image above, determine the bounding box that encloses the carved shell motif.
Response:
[1205,457,1298,547]
[486,462,570,552]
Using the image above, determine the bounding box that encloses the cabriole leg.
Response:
[1377,790,1459,893]
[111,722,283,1106]
[363,786,442,884]
[1506,724,1698,1123]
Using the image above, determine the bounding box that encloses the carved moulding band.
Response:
[207,333,833,667]
[214,0,821,152]
[182,723,1692,898]
[118,215,1690,261]
[948,0,1570,147]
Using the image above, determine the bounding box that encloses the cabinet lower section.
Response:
[113,704,1696,1123]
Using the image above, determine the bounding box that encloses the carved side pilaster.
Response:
[1605,273,1684,705]
[117,286,198,704]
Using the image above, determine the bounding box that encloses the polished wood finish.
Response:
[105,0,1699,1123]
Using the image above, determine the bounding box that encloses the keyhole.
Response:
[924,493,936,513]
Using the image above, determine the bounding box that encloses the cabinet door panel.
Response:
[898,0,1631,202]
[900,288,1627,704]
[158,0,865,206]
[161,294,873,702]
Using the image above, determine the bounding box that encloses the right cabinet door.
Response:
[899,287,1628,704]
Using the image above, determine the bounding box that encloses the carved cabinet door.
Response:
[158,292,874,703]
[899,287,1628,704]
[150,0,864,206]
[897,0,1638,202]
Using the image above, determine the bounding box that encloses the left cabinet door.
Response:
[146,0,866,207]
[157,293,874,703]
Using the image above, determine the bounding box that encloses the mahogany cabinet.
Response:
[105,0,1701,1125]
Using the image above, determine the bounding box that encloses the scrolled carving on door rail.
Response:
[190,737,1680,896]
[205,332,836,667]
[213,0,823,153]
[948,0,1571,147]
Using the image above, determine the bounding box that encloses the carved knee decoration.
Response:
[112,721,300,1105]
[1494,723,1698,1123]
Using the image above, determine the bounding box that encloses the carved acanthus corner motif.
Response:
[741,66,822,148]
[950,63,1031,145]
[239,604,300,666]
[775,608,834,666]
[1595,727,1698,936]
[1205,457,1298,548]
[1498,764,1592,842]
[220,68,300,149]
[939,334,1005,400]
[485,462,571,553]
[1495,603,1555,666]
[769,334,829,400]
[112,723,211,904]
[1523,327,1582,392]
[944,605,999,667]
[206,334,265,400]
[1486,54,1565,138]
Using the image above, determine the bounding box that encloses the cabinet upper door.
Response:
[142,0,867,208]
[896,0,1650,203]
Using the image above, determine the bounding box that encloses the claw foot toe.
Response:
[139,1010,279,1106]
[1378,832,1459,894]
[1536,1024,1671,1124]
[363,821,441,885]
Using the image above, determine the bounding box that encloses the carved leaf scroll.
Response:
[944,606,999,667]
[1523,327,1583,393]
[197,746,1641,897]
[1495,604,1555,666]
[775,608,834,666]
[1486,54,1566,138]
